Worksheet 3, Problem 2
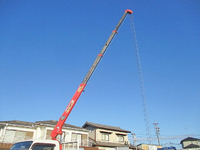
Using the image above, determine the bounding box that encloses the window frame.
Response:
[117,134,124,142]
[101,132,110,141]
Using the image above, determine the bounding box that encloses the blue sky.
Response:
[0,0,200,148]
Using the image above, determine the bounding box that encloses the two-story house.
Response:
[0,120,89,150]
[82,122,131,150]
[180,137,200,149]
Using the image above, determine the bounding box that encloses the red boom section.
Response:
[51,83,86,140]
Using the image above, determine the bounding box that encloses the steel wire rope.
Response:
[129,14,152,144]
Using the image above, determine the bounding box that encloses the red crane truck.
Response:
[10,9,133,150]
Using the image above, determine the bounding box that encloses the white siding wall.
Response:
[95,128,129,144]
[0,126,35,143]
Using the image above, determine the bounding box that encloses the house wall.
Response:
[0,126,36,143]
[182,140,200,148]
[88,130,95,140]
[95,128,129,144]
[0,126,6,142]
[37,126,46,139]
[83,126,96,140]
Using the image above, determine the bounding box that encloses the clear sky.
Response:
[0,0,200,149]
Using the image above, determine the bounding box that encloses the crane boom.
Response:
[51,9,133,141]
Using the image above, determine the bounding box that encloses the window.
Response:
[71,133,82,145]
[32,144,55,150]
[71,133,77,141]
[101,133,109,141]
[46,130,53,139]
[15,131,26,141]
[3,130,34,143]
[117,135,124,142]
[81,134,87,146]
[4,130,15,142]
[26,131,34,139]
[10,141,33,150]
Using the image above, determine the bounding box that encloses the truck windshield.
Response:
[10,141,33,150]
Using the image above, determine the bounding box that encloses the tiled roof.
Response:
[36,120,88,132]
[82,121,131,133]
[0,120,35,128]
[0,120,88,132]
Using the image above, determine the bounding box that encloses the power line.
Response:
[130,134,199,141]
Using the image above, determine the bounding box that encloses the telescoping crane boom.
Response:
[51,9,133,142]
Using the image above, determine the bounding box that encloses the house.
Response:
[82,121,131,150]
[137,143,162,150]
[0,120,89,150]
[180,137,200,149]
[35,120,89,146]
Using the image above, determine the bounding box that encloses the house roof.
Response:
[0,120,88,132]
[0,120,35,128]
[36,120,88,132]
[180,137,200,144]
[82,121,131,133]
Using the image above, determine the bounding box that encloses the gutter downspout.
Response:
[2,124,8,142]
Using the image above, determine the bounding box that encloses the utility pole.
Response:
[153,121,161,146]
[132,133,137,146]
[132,133,137,150]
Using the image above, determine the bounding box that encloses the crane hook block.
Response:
[125,9,133,14]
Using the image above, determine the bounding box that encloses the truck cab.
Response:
[10,140,60,150]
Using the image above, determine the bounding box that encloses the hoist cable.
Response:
[129,15,152,144]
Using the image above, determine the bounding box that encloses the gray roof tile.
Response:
[0,120,88,132]
[82,121,131,133]
[0,120,35,127]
